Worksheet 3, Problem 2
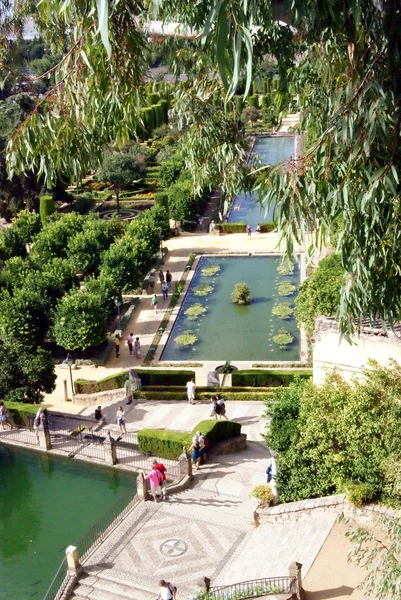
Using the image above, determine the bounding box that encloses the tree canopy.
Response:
[1,1,401,332]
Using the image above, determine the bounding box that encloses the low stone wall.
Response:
[211,434,247,455]
[256,494,346,524]
[73,387,125,407]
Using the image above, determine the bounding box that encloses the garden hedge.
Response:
[75,369,196,394]
[39,195,55,222]
[258,222,275,233]
[232,369,312,387]
[138,419,242,459]
[133,390,276,401]
[5,402,39,426]
[220,222,246,233]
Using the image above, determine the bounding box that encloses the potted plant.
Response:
[249,484,274,507]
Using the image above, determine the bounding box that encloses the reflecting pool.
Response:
[161,255,300,362]
[0,446,134,600]
[227,135,295,228]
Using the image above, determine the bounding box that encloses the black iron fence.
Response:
[42,557,69,600]
[206,576,295,599]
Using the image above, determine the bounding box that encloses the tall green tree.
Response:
[95,149,146,213]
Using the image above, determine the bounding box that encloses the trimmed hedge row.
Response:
[75,369,196,394]
[138,419,241,459]
[6,402,39,426]
[133,390,275,401]
[220,222,246,233]
[232,369,312,387]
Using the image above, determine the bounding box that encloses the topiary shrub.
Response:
[249,484,274,504]
[194,283,213,296]
[277,261,295,276]
[184,303,207,321]
[277,281,297,296]
[74,369,196,393]
[272,329,294,349]
[231,282,251,305]
[39,195,55,223]
[201,264,221,277]
[154,192,169,218]
[272,303,294,319]
[231,369,312,387]
[220,222,246,233]
[175,331,198,346]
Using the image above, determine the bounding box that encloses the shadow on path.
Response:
[304,585,354,599]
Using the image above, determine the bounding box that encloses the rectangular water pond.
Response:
[0,446,135,600]
[227,136,295,228]
[161,256,300,362]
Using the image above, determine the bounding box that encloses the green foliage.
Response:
[30,213,85,264]
[184,303,207,320]
[201,265,220,276]
[232,369,312,388]
[175,331,198,347]
[220,222,246,233]
[0,288,50,345]
[73,193,95,214]
[0,341,55,404]
[52,289,108,351]
[11,210,42,244]
[341,481,377,507]
[74,369,196,393]
[231,282,251,305]
[272,303,294,319]
[39,195,55,222]
[154,192,169,218]
[277,260,295,276]
[241,106,260,123]
[158,158,184,188]
[272,330,294,348]
[295,254,344,338]
[194,283,213,296]
[96,149,146,192]
[266,362,401,505]
[0,256,30,291]
[249,484,274,504]
[277,281,296,297]
[67,218,115,275]
[346,514,401,599]
[167,176,199,221]
[138,420,241,459]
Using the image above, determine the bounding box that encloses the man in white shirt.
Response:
[157,580,176,600]
[186,378,196,405]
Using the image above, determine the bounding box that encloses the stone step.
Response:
[90,572,156,599]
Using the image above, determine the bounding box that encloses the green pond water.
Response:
[0,446,134,600]
[161,256,300,362]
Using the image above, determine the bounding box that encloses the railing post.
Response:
[137,473,149,500]
[289,562,303,600]
[104,430,118,465]
[66,546,81,573]
[180,446,192,477]
[38,425,51,450]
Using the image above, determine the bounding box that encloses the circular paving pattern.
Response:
[100,208,139,221]
[159,539,188,557]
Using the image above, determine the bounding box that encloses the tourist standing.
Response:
[247,224,252,237]
[166,270,172,287]
[33,406,42,439]
[143,467,163,502]
[161,281,169,301]
[151,294,159,313]
[186,378,196,404]
[256,223,261,234]
[116,406,126,434]
[157,580,177,600]
[127,332,134,356]
[133,336,141,359]
[124,375,133,405]
[190,438,201,470]
[95,406,103,421]
[114,334,120,358]
[153,459,167,500]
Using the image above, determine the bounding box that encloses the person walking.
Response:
[247,224,252,237]
[124,375,133,405]
[153,459,167,500]
[161,281,169,301]
[143,467,163,502]
[157,580,177,600]
[127,333,134,356]
[33,406,42,440]
[114,334,120,358]
[186,377,196,404]
[215,394,228,419]
[151,294,159,313]
[165,270,172,287]
[133,336,141,359]
[116,406,126,434]
[158,269,165,285]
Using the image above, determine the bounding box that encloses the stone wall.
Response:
[313,317,401,384]
[73,387,125,407]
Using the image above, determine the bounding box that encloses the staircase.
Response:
[71,571,156,600]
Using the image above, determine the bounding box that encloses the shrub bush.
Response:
[138,419,241,459]
[231,370,312,387]
[250,484,274,504]
[74,193,95,214]
[74,369,196,393]
[6,402,40,426]
[39,195,55,222]
[231,282,251,305]
[220,222,246,233]
[133,390,276,401]
[258,222,275,233]
[342,481,377,507]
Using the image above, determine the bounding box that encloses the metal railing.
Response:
[76,484,139,562]
[206,576,294,599]
[49,424,106,461]
[0,424,39,446]
[42,557,69,600]
[42,484,139,600]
